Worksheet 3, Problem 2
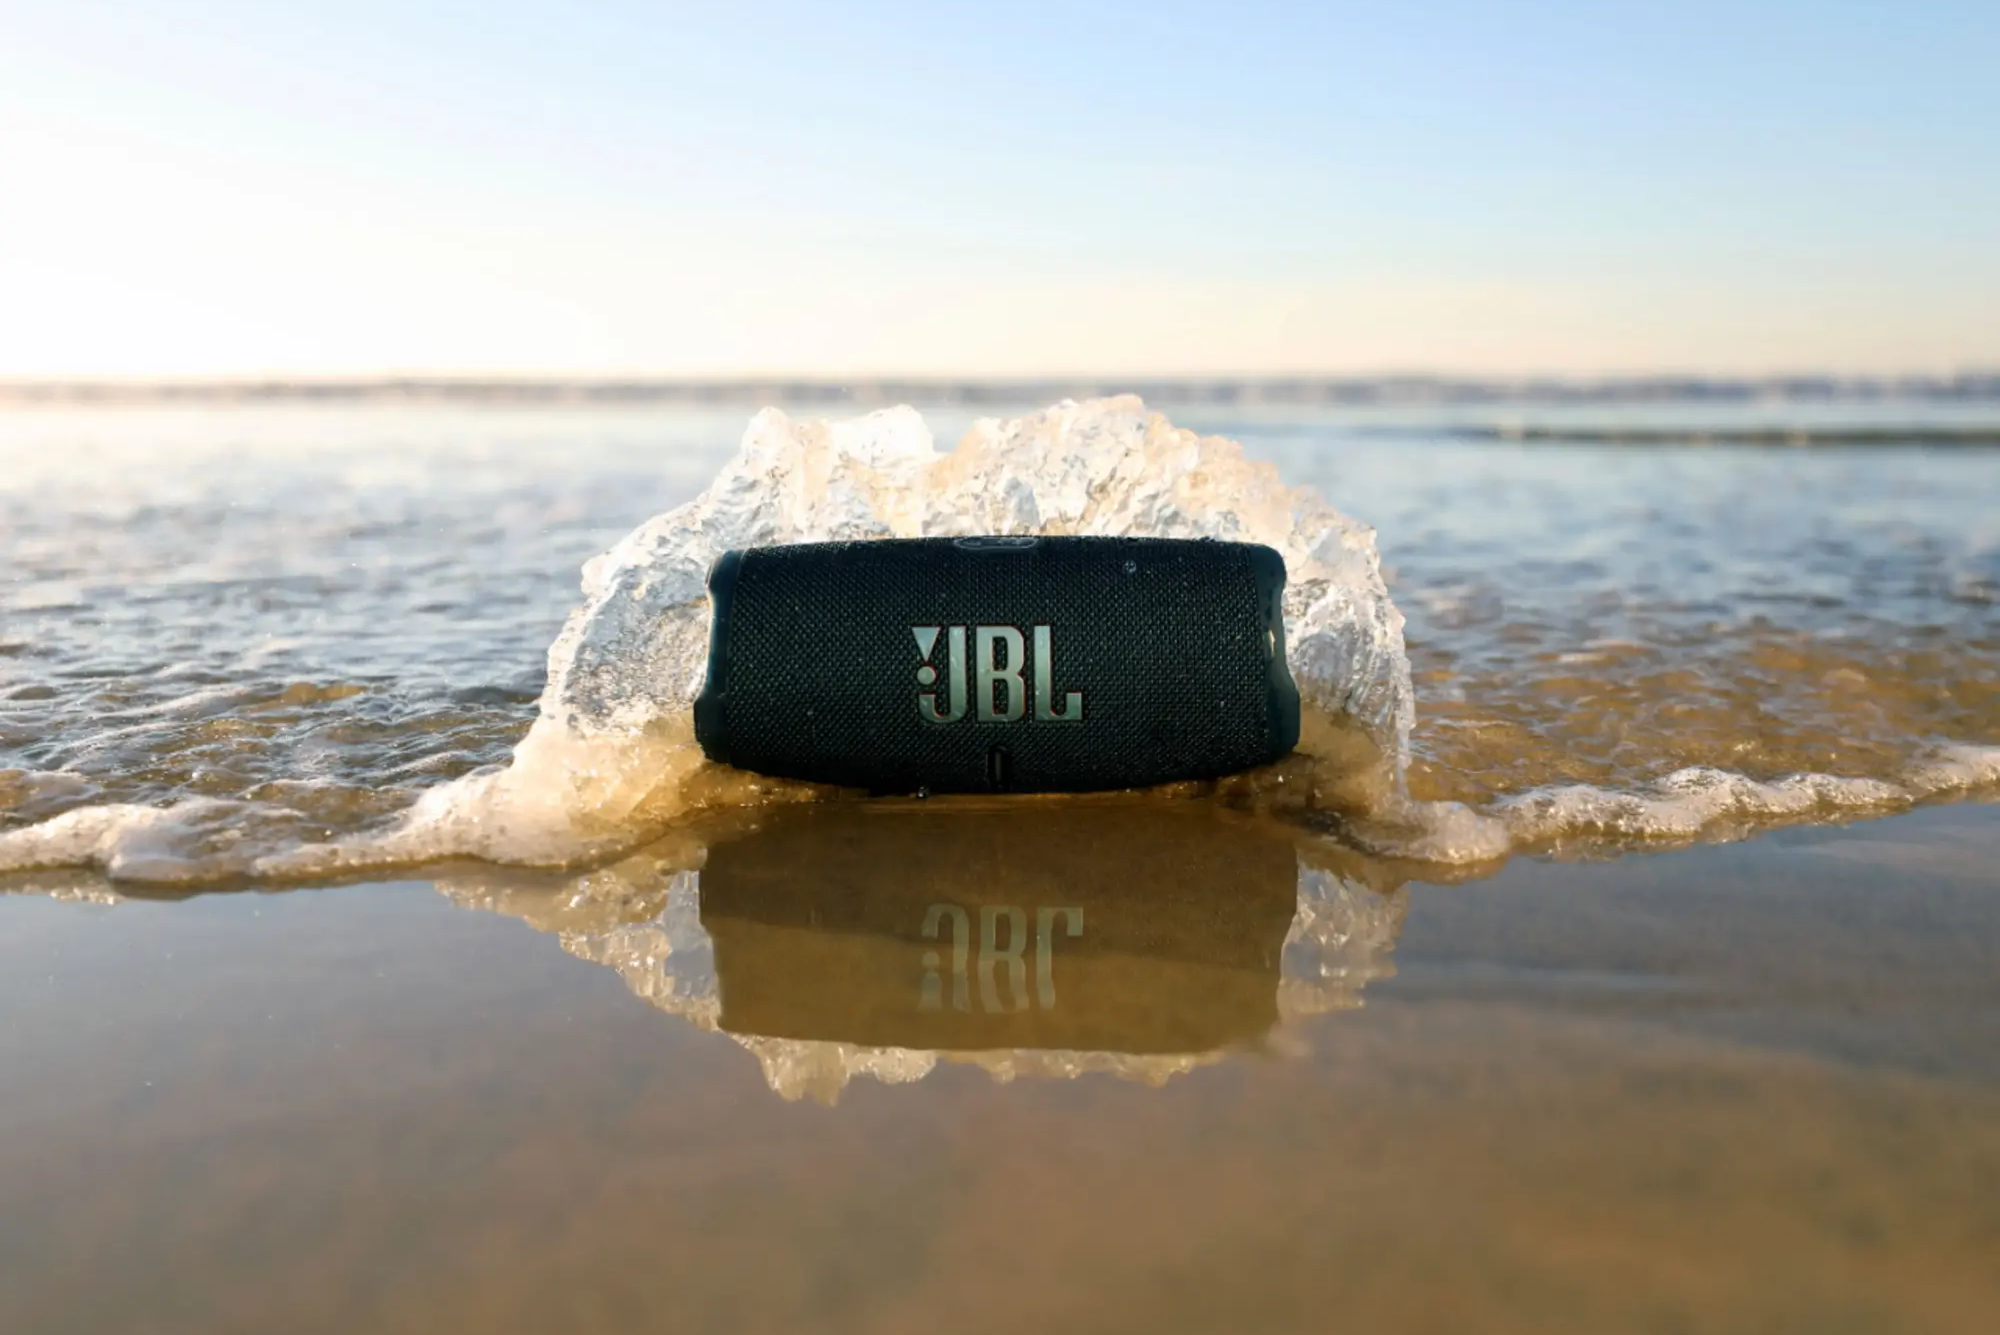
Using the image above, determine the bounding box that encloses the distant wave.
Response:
[1445,425,2000,446]
[2,372,1999,408]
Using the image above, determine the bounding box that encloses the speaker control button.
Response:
[952,536,1040,552]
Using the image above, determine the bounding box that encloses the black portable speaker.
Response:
[692,535,1299,792]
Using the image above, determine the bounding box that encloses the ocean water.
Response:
[2,397,1995,874]
[3,398,1999,1331]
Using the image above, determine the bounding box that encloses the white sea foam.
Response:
[1491,744,2000,850]
[0,798,272,883]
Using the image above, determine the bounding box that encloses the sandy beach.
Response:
[3,799,1996,1333]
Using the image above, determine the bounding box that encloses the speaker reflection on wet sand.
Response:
[698,803,1303,1056]
[430,800,1409,1101]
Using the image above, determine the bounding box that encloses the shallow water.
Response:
[2,400,1996,868]
[1222,410,2000,825]
[2,399,1998,1328]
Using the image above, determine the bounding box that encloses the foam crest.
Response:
[545,397,1411,744]
[0,797,297,883]
[1495,744,2000,851]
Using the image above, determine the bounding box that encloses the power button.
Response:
[952,536,1041,552]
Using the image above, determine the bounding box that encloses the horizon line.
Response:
[4,371,2000,407]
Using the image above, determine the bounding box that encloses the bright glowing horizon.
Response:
[3,1,1996,379]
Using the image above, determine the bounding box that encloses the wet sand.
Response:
[3,802,1997,1333]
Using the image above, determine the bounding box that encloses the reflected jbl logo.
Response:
[920,903,1083,1013]
[912,625,1084,723]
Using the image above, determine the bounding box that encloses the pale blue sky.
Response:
[2,0,1995,376]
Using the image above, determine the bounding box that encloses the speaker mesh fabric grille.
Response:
[700,536,1290,792]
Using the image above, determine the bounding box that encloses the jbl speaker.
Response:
[692,535,1299,792]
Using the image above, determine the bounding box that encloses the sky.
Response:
[1,0,1996,378]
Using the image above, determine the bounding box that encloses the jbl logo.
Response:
[912,625,1084,723]
[920,903,1083,1013]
